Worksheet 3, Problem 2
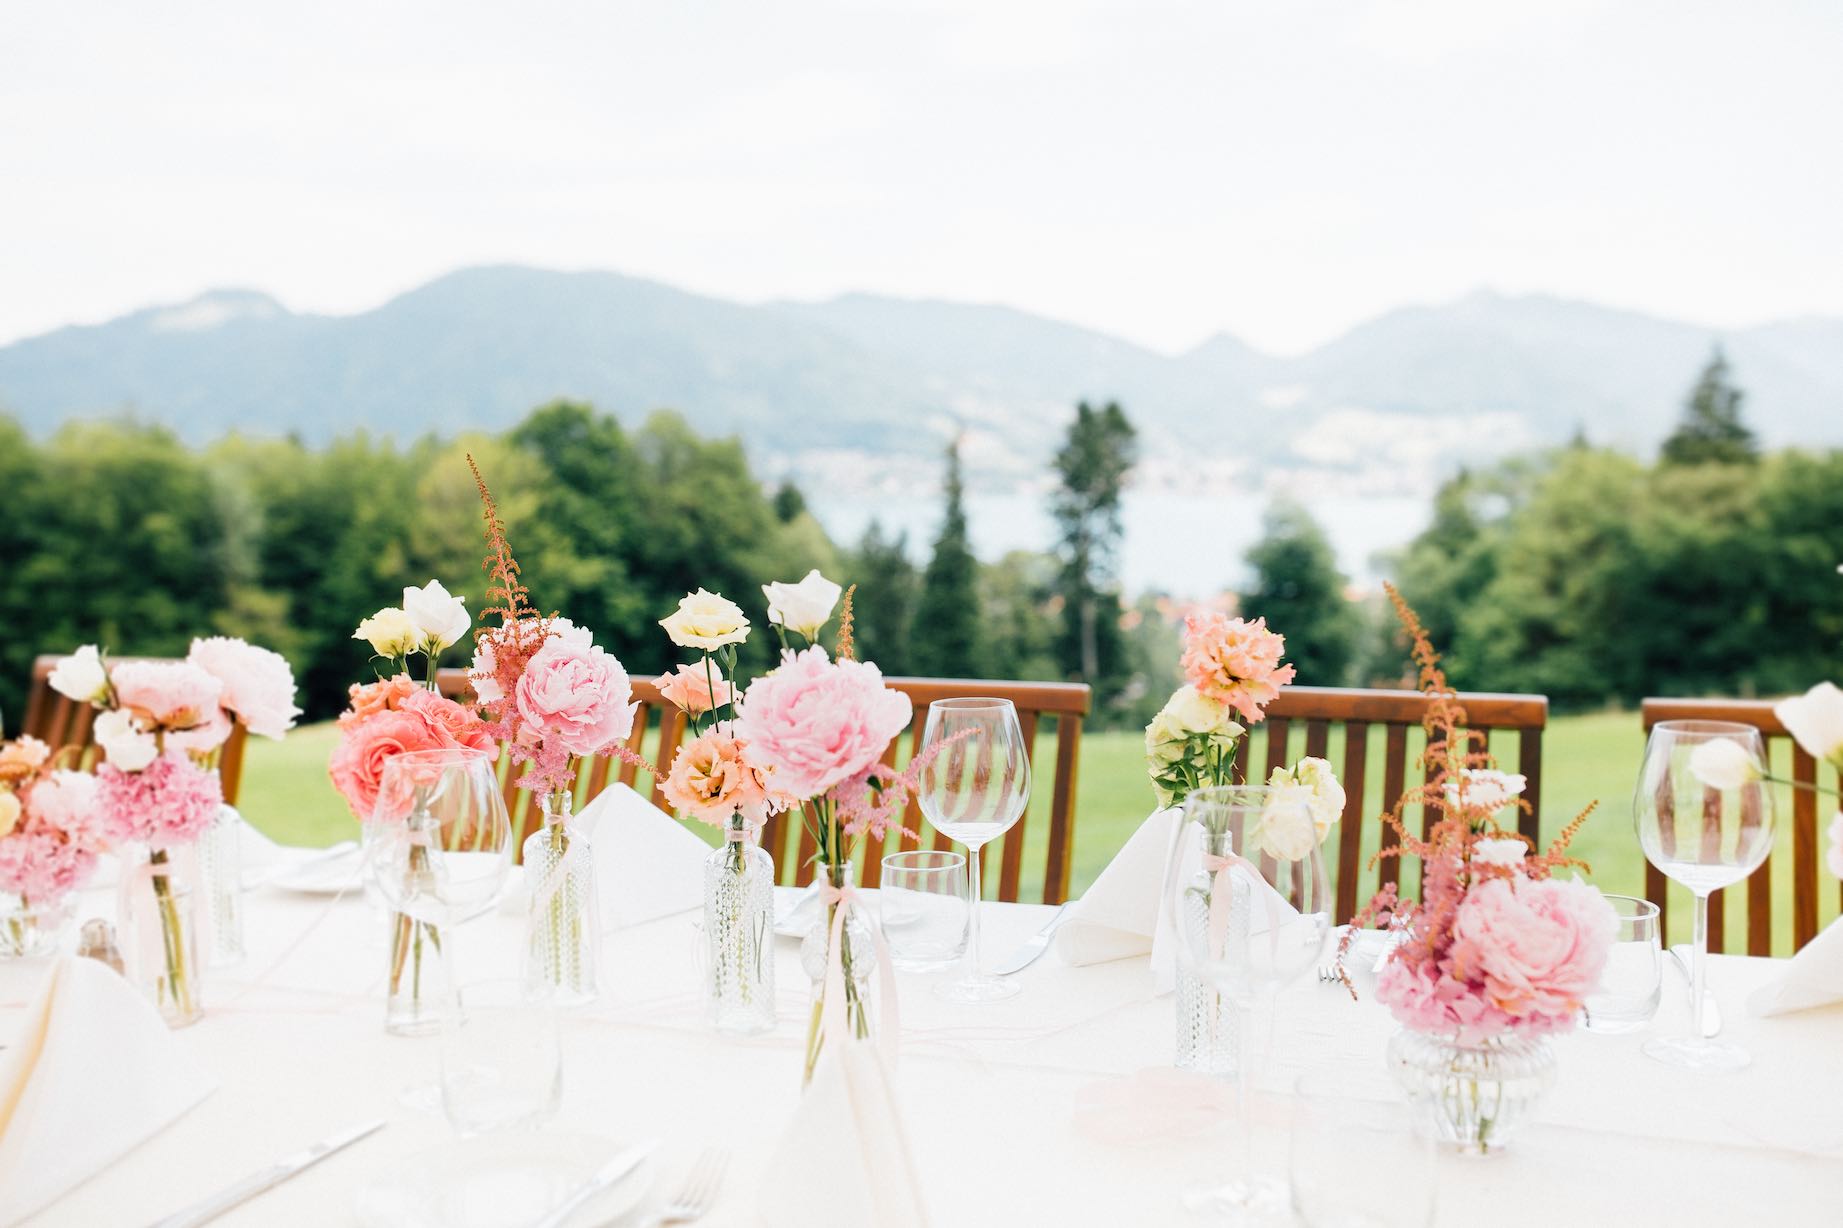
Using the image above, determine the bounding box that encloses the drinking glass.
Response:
[917,698,1032,1003]
[1289,1070,1436,1228]
[1582,894,1661,1035]
[440,980,563,1136]
[1164,784,1331,1220]
[879,850,969,971]
[1633,720,1774,1071]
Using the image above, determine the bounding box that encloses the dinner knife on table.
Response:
[144,1118,386,1228]
[991,902,1071,976]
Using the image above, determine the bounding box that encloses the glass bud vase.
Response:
[523,790,599,1005]
[703,815,776,1035]
[199,802,245,966]
[1174,966,1237,1075]
[1,893,76,958]
[118,845,204,1027]
[1387,1028,1557,1155]
[798,863,878,1086]
[383,808,452,1037]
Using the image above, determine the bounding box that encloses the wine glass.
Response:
[1633,720,1775,1071]
[1164,784,1331,1219]
[917,698,1032,1003]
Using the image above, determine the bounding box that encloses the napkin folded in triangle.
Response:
[759,1043,930,1228]
[1055,807,1182,978]
[1748,915,1843,1016]
[0,956,215,1226]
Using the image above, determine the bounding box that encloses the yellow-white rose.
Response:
[1163,685,1241,739]
[1289,757,1346,837]
[1776,681,1843,769]
[0,791,20,839]
[94,709,158,772]
[661,589,751,650]
[763,570,843,640]
[401,579,472,652]
[353,607,420,658]
[48,645,110,704]
[1257,781,1318,860]
[1688,738,1761,792]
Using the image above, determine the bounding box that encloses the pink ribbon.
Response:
[1201,850,1281,964]
[817,880,901,1066]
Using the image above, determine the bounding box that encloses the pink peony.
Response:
[28,770,104,846]
[1448,877,1616,1024]
[734,647,913,800]
[662,727,781,826]
[654,662,735,716]
[1375,956,1519,1046]
[97,752,222,849]
[1180,612,1297,724]
[188,636,301,739]
[514,637,638,758]
[110,660,225,731]
[0,828,97,903]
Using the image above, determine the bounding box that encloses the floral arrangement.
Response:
[0,736,104,912]
[1337,586,1616,1045]
[328,673,495,818]
[352,580,476,686]
[1145,610,1297,809]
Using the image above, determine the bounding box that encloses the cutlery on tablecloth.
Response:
[991,903,1071,976]
[1667,945,1722,1037]
[531,1141,655,1228]
[144,1118,385,1228]
[604,1146,727,1228]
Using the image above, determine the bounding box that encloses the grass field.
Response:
[244,711,1837,953]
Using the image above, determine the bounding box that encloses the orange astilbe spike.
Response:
[834,584,857,661]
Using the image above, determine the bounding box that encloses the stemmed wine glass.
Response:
[1164,784,1331,1220]
[1633,720,1775,1071]
[917,698,1032,1003]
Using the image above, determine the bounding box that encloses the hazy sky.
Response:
[3,1,1839,354]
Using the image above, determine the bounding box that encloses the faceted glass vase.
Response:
[703,817,776,1035]
[799,863,879,1086]
[1387,1028,1557,1155]
[118,845,204,1028]
[523,792,600,1006]
[1174,966,1238,1076]
[200,802,246,966]
[1,893,76,958]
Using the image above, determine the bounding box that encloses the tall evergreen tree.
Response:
[910,438,984,676]
[847,519,918,674]
[1242,500,1357,686]
[1661,346,1756,466]
[1050,401,1137,706]
[771,480,808,523]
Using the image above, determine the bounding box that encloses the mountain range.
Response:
[3,266,1839,506]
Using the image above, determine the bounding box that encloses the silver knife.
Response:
[992,903,1071,976]
[1667,945,1722,1037]
[146,1118,385,1228]
[530,1142,655,1228]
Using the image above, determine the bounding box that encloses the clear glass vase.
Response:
[1174,966,1238,1075]
[1387,1028,1557,1155]
[1,893,76,958]
[523,791,599,1005]
[703,815,776,1035]
[200,802,245,966]
[118,845,203,1027]
[799,862,878,1086]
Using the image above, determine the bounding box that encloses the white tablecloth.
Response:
[3,850,1840,1226]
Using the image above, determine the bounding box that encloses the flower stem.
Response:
[148,849,195,1021]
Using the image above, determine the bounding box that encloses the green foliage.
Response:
[911,438,985,676]
[980,551,1061,683]
[1241,500,1358,687]
[845,520,918,675]
[1661,346,1757,466]
[1050,401,1138,709]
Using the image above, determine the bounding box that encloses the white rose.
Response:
[1162,685,1242,740]
[1444,768,1527,813]
[1473,837,1528,868]
[48,645,110,704]
[1776,682,1843,769]
[763,570,842,640]
[401,580,472,652]
[94,709,158,772]
[1688,738,1761,792]
[353,607,420,658]
[1291,757,1346,836]
[0,791,19,839]
[661,589,751,650]
[1257,781,1318,860]
[1144,708,1189,768]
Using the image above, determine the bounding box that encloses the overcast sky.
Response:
[2,1,1838,355]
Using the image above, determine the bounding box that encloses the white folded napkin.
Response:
[759,1044,930,1228]
[583,783,711,930]
[1748,916,1843,1016]
[1055,807,1182,977]
[0,956,216,1225]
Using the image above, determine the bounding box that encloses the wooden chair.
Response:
[1258,686,1549,925]
[1640,698,1840,955]
[20,654,250,805]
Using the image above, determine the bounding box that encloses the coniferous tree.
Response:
[1050,401,1137,706]
[1242,501,1357,686]
[1661,346,1757,466]
[910,438,984,676]
[847,519,918,674]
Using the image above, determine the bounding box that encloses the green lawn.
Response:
[244,710,1837,953]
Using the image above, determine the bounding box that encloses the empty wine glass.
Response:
[1633,720,1775,1071]
[917,698,1032,1003]
[1165,784,1331,1220]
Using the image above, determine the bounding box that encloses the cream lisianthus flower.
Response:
[48,645,110,704]
[353,607,420,658]
[0,791,20,839]
[763,570,843,640]
[94,709,158,772]
[1257,781,1319,860]
[661,590,751,650]
[1144,685,1245,807]
[1776,682,1843,770]
[1688,738,1761,792]
[401,580,472,652]
[1289,756,1346,837]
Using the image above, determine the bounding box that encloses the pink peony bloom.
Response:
[28,770,104,846]
[96,752,223,849]
[110,660,225,729]
[654,662,735,716]
[188,636,301,739]
[1180,612,1297,724]
[514,637,638,758]
[662,727,782,826]
[1448,877,1616,1024]
[734,647,913,801]
[1375,956,1519,1046]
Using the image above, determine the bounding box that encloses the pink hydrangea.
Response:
[1180,612,1297,724]
[28,770,104,846]
[188,636,301,739]
[514,636,638,757]
[97,752,223,850]
[734,647,913,800]
[1448,877,1617,1023]
[0,827,97,903]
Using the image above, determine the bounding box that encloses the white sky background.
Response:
[1,0,1839,355]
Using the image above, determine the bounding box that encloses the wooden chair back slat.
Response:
[1378,724,1409,893]
[1042,710,1084,904]
[1334,720,1371,923]
[1792,747,1820,946]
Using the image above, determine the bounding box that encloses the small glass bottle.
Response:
[523,790,599,1005]
[118,844,204,1027]
[199,802,246,965]
[703,814,777,1035]
[799,862,878,1085]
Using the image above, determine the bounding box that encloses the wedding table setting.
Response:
[3,464,1841,1227]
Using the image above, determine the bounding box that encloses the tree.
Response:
[771,480,808,524]
[846,520,918,674]
[910,438,984,676]
[1050,401,1137,707]
[1241,501,1357,687]
[1661,346,1756,466]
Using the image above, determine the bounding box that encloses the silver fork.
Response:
[611,1148,727,1228]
